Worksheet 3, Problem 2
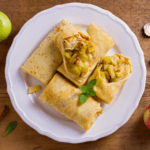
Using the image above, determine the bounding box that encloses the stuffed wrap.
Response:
[39,73,103,131]
[21,20,81,85]
[56,22,114,87]
[88,54,132,104]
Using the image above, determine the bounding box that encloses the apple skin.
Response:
[0,11,12,42]
[144,105,150,129]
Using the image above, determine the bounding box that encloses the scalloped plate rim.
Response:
[5,3,146,143]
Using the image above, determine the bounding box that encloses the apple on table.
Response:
[144,105,150,129]
[0,11,12,42]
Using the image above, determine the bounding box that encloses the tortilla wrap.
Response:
[21,19,80,85]
[39,73,103,131]
[88,54,132,104]
[56,22,114,87]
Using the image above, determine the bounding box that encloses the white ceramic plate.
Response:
[5,3,146,143]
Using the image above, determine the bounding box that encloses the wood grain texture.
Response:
[0,0,149,149]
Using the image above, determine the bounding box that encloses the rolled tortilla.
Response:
[88,54,132,104]
[56,22,114,87]
[39,73,103,131]
[87,23,114,58]
[21,20,80,85]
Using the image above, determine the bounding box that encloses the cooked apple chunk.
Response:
[68,65,81,78]
[99,54,131,83]
[100,71,108,83]
[64,51,73,60]
[64,40,96,78]
[81,65,88,76]
[87,45,96,53]
[68,55,88,78]
[108,65,116,80]
[28,85,42,94]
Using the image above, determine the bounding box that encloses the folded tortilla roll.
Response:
[39,73,103,131]
[56,23,114,87]
[21,19,80,85]
[87,23,114,58]
[88,54,132,104]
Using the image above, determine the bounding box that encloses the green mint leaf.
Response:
[87,89,96,96]
[5,121,17,135]
[79,93,88,104]
[80,86,87,93]
[87,79,97,89]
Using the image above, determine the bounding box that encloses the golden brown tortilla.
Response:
[87,23,114,58]
[88,54,132,104]
[56,22,114,87]
[39,73,103,131]
[21,20,80,85]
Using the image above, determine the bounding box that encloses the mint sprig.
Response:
[80,86,87,93]
[79,93,88,104]
[4,121,17,135]
[86,79,97,89]
[79,79,97,104]
[87,89,96,96]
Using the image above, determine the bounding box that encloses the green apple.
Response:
[143,105,150,129]
[0,11,12,42]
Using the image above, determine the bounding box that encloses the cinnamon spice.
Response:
[0,105,8,121]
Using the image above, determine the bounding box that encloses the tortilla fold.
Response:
[21,19,80,85]
[88,54,132,104]
[39,73,103,131]
[87,23,114,59]
[56,22,114,87]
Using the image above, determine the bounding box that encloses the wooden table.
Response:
[0,0,150,149]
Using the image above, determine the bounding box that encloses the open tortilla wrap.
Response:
[88,54,132,104]
[39,73,103,131]
[56,22,114,87]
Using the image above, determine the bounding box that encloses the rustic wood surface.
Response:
[0,0,150,149]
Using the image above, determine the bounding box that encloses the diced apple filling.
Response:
[103,57,112,64]
[100,71,108,83]
[64,51,73,60]
[100,55,129,82]
[64,41,96,78]
[28,85,42,94]
[108,65,116,80]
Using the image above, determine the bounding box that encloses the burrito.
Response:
[88,54,132,104]
[56,22,114,87]
[21,19,81,85]
[39,73,103,131]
